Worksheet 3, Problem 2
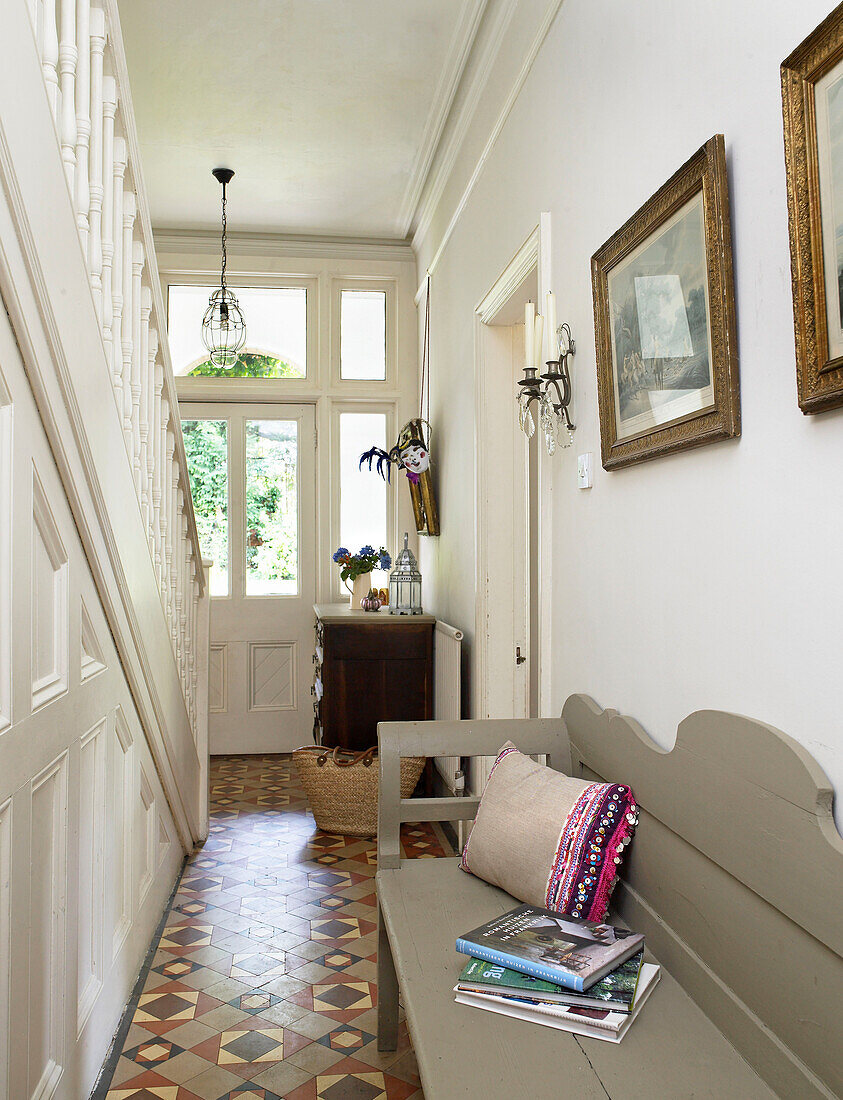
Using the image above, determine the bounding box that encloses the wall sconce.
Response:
[516,293,576,455]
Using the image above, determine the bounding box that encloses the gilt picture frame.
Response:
[591,135,740,469]
[782,3,843,413]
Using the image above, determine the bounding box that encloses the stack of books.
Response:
[454,903,660,1043]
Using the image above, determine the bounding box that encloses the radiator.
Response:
[433,620,463,791]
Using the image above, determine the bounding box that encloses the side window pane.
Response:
[168,285,307,378]
[181,419,229,596]
[340,290,386,380]
[246,420,298,596]
[339,413,389,591]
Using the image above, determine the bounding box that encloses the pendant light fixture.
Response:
[202,167,246,368]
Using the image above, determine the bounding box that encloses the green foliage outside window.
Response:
[245,421,298,592]
[181,419,229,594]
[188,351,304,378]
[181,418,299,595]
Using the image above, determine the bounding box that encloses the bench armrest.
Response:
[377,717,568,870]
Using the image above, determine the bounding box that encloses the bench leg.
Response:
[377,900,399,1052]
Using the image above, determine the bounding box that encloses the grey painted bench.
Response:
[376,694,843,1100]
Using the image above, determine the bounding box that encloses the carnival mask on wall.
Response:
[359,422,431,484]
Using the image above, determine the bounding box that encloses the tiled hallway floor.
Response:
[100,755,452,1100]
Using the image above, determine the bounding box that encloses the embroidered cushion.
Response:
[460,741,638,921]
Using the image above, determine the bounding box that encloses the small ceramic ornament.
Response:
[360,588,382,612]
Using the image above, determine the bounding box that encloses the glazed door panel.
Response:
[181,403,317,753]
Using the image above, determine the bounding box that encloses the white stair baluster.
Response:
[121,186,135,434]
[110,132,126,398]
[74,0,90,248]
[130,236,145,484]
[182,514,192,696]
[58,0,78,190]
[153,369,165,582]
[87,5,106,319]
[138,283,151,514]
[100,73,116,353]
[144,321,157,543]
[174,485,185,661]
[165,426,176,635]
[40,0,60,119]
[191,578,200,736]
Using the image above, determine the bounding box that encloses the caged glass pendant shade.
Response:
[202,286,246,367]
[388,532,423,615]
[201,167,246,368]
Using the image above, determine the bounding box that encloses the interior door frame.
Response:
[473,214,554,721]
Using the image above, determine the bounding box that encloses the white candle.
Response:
[533,314,544,373]
[524,300,535,367]
[546,292,557,363]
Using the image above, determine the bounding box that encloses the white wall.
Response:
[414,0,843,824]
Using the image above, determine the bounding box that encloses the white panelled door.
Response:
[181,403,316,754]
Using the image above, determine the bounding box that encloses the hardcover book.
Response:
[456,904,644,992]
[454,963,661,1043]
[456,948,645,1013]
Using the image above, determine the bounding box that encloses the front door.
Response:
[181,402,316,753]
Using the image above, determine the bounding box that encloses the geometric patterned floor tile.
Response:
[226,991,283,1015]
[123,1039,187,1067]
[152,959,207,980]
[314,1025,377,1054]
[311,982,375,1016]
[218,1088,284,1100]
[310,918,364,942]
[95,754,451,1100]
[313,952,366,973]
[159,925,214,951]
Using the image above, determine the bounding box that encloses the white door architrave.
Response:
[472,215,553,784]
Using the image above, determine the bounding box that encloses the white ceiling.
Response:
[117,0,480,240]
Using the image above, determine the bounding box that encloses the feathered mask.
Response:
[359,421,431,484]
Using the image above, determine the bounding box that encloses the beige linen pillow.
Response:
[460,741,638,921]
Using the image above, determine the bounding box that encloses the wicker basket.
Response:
[292,746,425,837]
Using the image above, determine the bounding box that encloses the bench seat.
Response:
[377,856,774,1100]
[376,701,843,1099]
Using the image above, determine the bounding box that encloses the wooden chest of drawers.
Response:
[312,604,435,751]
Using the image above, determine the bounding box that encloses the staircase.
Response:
[0,1,210,1095]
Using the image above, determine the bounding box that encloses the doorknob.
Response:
[515,646,526,665]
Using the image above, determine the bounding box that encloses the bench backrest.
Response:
[563,693,843,1100]
[377,717,568,871]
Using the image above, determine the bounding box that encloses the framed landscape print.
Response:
[591,135,739,469]
[782,3,843,413]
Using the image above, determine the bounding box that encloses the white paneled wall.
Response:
[0,305,184,1100]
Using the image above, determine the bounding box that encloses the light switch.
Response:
[577,452,593,489]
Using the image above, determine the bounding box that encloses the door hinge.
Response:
[314,426,318,449]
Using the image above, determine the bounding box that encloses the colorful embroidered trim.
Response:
[459,743,517,872]
[544,782,637,921]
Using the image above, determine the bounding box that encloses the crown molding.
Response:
[411,0,519,250]
[415,0,564,301]
[153,228,415,263]
[395,0,489,238]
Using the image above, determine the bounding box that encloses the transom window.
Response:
[168,285,307,377]
[340,289,386,380]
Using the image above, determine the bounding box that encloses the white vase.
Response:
[348,572,372,608]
